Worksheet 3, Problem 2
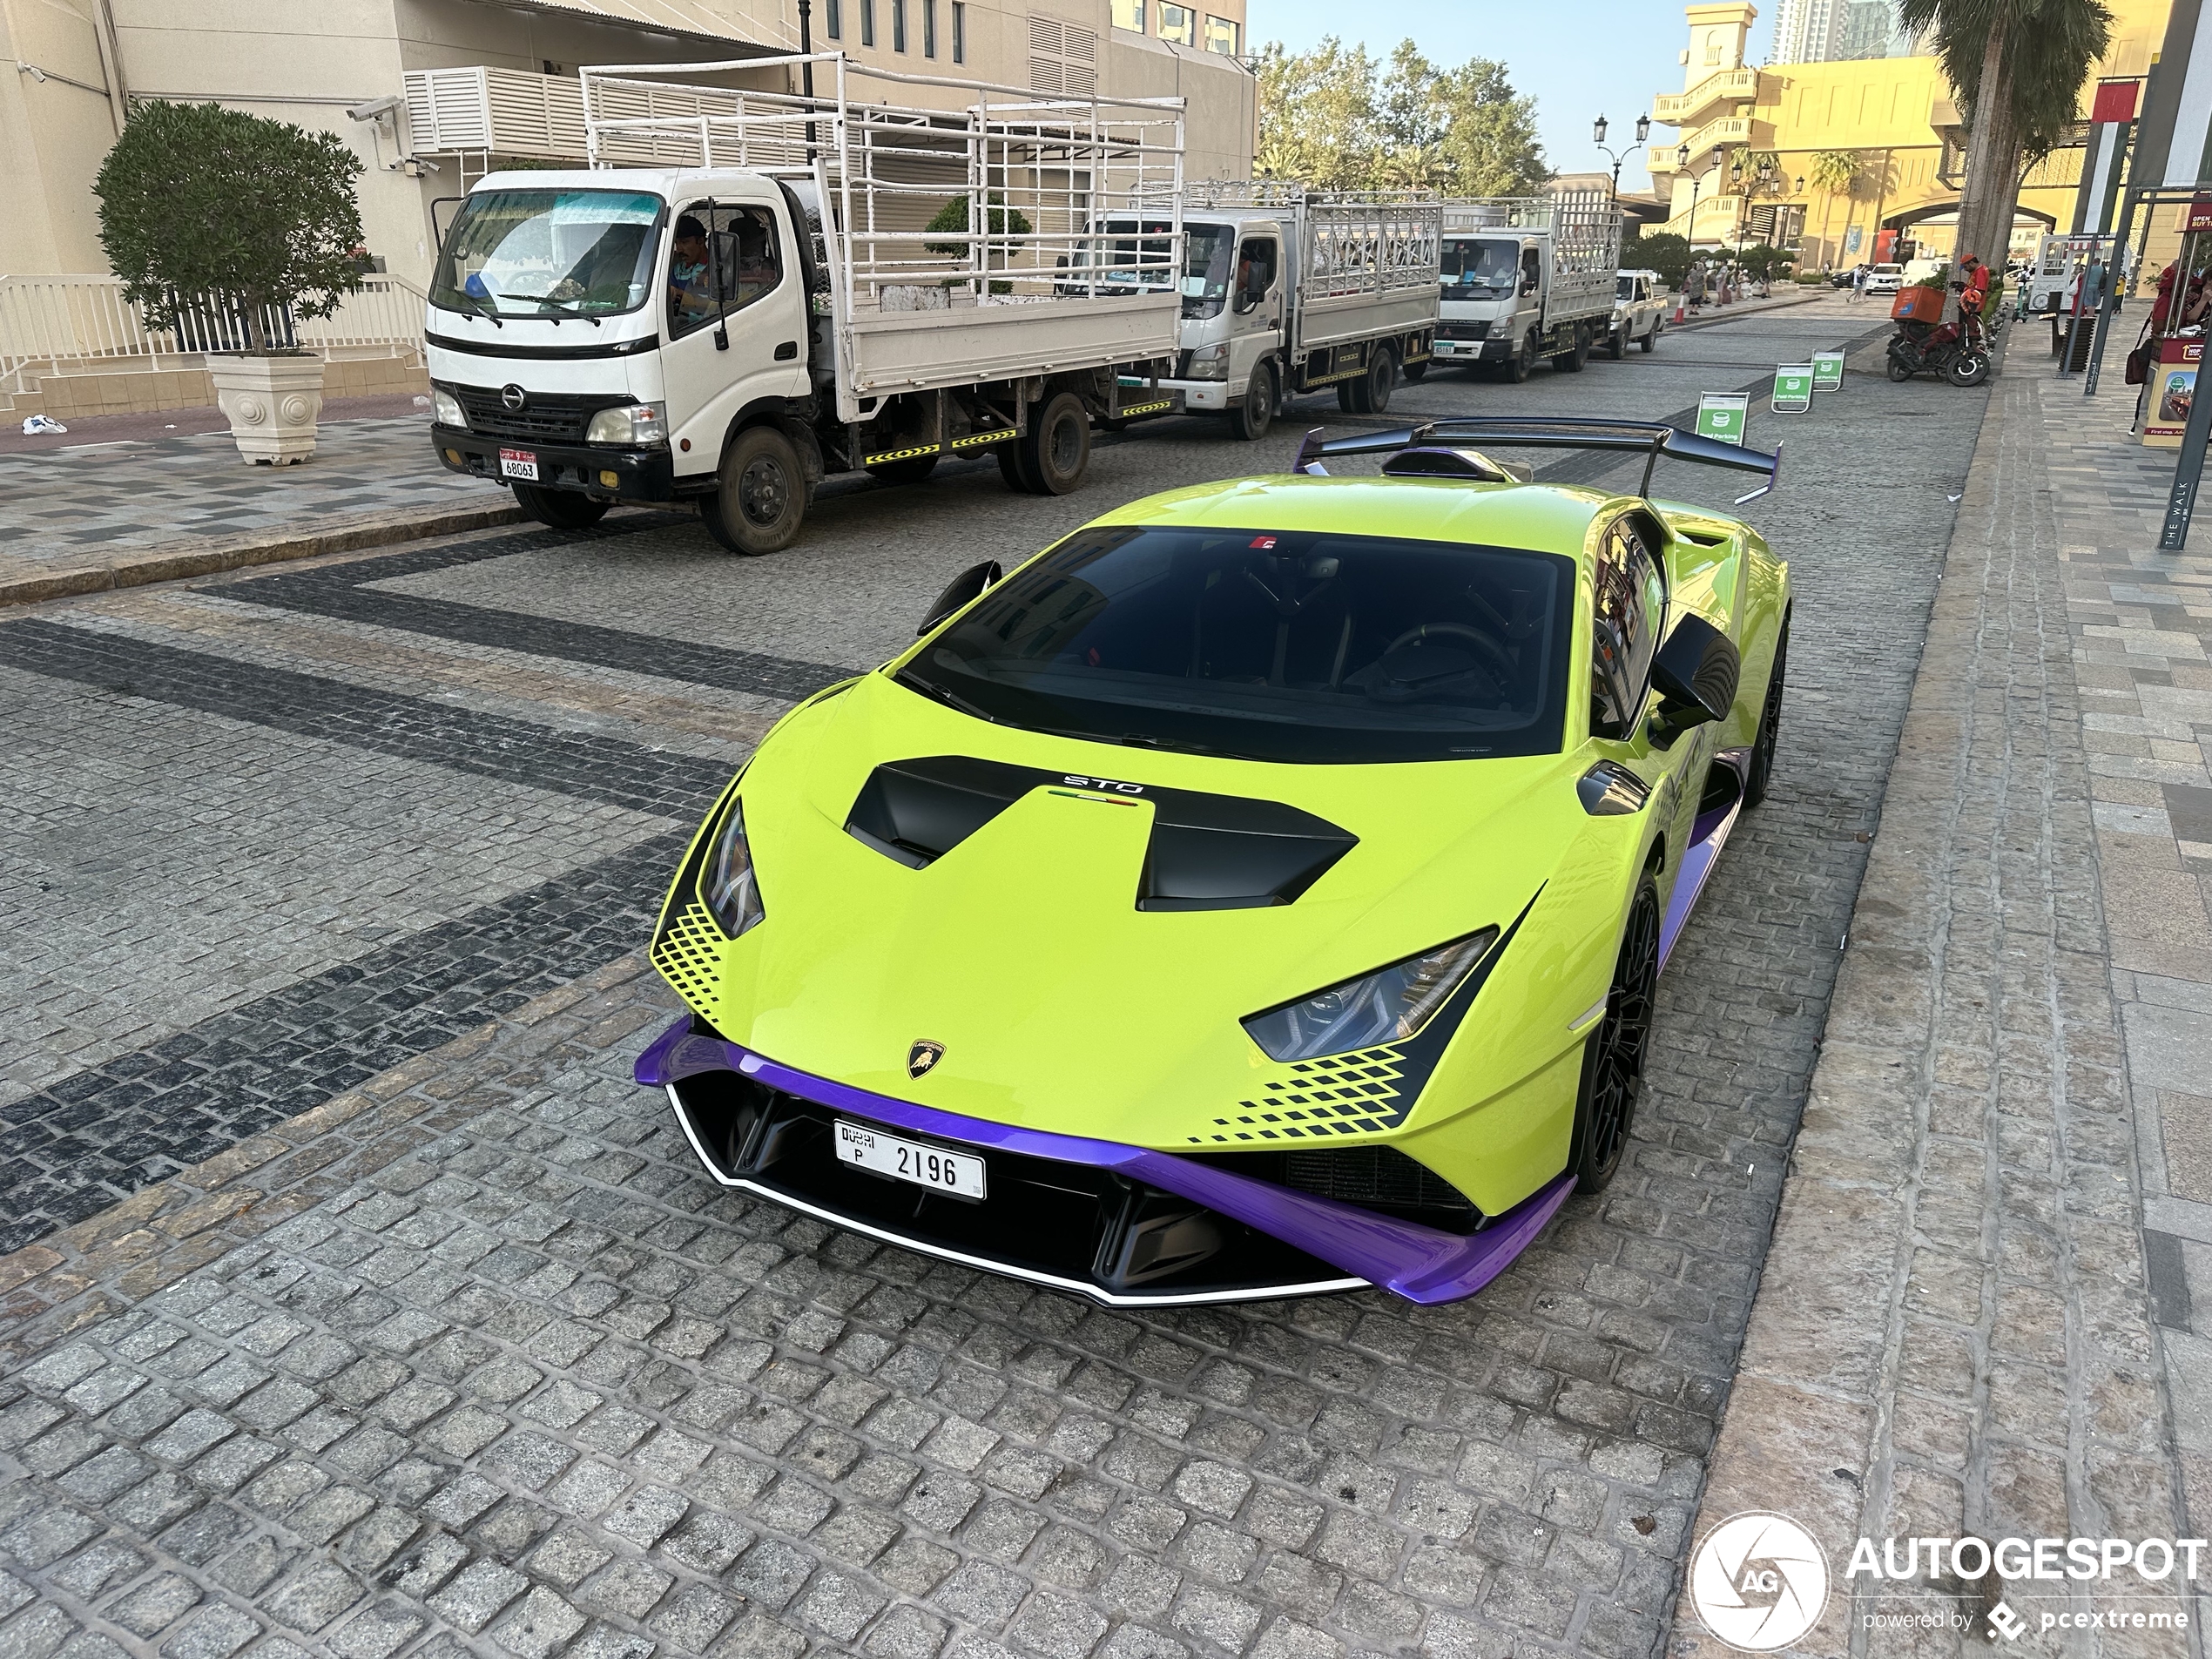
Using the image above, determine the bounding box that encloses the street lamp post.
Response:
[1593,112,1652,202]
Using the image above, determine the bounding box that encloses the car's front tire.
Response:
[1568,874,1661,1193]
[1743,613,1789,807]
[513,483,610,531]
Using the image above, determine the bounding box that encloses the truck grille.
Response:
[450,386,622,443]
[1437,320,1489,341]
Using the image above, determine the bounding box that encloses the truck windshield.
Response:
[1441,238,1517,297]
[430,190,664,319]
[898,525,1573,765]
[1180,224,1238,319]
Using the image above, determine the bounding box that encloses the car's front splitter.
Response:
[635,1018,1576,1308]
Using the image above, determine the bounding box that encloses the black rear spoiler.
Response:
[1290,417,1783,506]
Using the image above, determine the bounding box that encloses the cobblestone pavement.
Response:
[1676,353,2208,1656]
[0,295,1987,1657]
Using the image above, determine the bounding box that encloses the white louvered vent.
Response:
[1028,16,1097,97]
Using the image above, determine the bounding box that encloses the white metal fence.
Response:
[0,273,428,390]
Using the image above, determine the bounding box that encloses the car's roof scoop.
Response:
[1378,447,1531,483]
[1292,417,1783,506]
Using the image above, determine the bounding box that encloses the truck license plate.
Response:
[499,448,540,482]
[835,1120,986,1199]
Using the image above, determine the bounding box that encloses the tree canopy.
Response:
[1623,231,1691,289]
[95,100,366,351]
[1256,36,1547,196]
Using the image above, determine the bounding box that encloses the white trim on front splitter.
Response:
[664,1087,1372,1308]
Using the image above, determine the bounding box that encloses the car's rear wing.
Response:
[1290,417,1782,506]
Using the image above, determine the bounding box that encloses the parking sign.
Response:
[1772,366,1814,413]
[1812,350,1844,391]
[1696,392,1750,445]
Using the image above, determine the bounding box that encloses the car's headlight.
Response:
[1187,342,1230,381]
[699,799,765,938]
[585,401,669,445]
[1242,929,1499,1062]
[431,388,467,428]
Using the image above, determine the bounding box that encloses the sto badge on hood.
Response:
[907,1040,945,1079]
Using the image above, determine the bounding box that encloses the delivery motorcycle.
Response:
[1887,282,1992,387]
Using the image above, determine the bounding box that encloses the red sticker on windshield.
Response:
[1249,536,1278,549]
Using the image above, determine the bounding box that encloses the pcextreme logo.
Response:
[1689,1512,1831,1651]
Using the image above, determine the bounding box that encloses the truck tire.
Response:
[1401,358,1427,383]
[1015,391,1090,495]
[699,425,806,556]
[512,483,610,531]
[1353,347,1396,414]
[1504,331,1537,384]
[1554,323,1590,372]
[866,455,939,485]
[996,442,1039,494]
[1230,362,1276,441]
[1606,323,1627,361]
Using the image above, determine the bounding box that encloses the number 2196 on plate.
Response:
[834,1120,987,1199]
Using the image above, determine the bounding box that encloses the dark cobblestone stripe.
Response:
[0,830,689,1255]
[2,619,733,819]
[223,519,859,701]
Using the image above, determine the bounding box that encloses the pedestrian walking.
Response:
[1851,264,1867,303]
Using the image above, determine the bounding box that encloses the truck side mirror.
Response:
[918,559,1002,636]
[1647,612,1740,748]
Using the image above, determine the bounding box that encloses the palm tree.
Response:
[1810,150,1860,270]
[1896,0,2112,280]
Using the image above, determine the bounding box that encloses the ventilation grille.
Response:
[1029,16,1099,95]
[1190,1047,1409,1143]
[651,900,725,1021]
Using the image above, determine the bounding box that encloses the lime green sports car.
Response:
[637,418,1789,1306]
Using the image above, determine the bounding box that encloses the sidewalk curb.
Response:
[0,499,526,610]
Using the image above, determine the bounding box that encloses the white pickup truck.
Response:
[1431,189,1624,381]
[1605,269,1667,357]
[423,53,1184,553]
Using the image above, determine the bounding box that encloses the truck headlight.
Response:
[699,798,765,939]
[1242,929,1499,1062]
[431,388,467,428]
[585,401,669,446]
[1187,343,1230,381]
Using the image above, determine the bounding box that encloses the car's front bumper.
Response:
[635,1019,1576,1308]
[431,422,680,502]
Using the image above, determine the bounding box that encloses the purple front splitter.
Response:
[636,1019,1575,1306]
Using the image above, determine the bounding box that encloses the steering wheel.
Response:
[1383,622,1518,687]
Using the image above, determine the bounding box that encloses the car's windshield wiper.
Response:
[893,671,999,723]
[448,291,503,327]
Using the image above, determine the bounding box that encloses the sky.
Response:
[1245,0,1778,196]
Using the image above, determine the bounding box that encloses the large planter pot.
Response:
[208,351,325,465]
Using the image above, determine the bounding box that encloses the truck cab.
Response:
[1433,227,1540,377]
[1164,208,1287,426]
[1433,191,1620,384]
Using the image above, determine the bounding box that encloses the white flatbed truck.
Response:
[1431,190,1624,381]
[424,53,1184,553]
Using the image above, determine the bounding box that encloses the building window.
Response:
[861,0,875,46]
[825,0,841,37]
[953,0,965,59]
[894,0,907,49]
[924,0,936,54]
[1203,14,1237,52]
[1112,0,1145,29]
[1157,2,1194,43]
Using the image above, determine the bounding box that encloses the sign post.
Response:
[1811,351,1845,392]
[1696,392,1750,444]
[1771,366,1814,413]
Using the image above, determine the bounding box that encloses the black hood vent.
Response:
[844,755,1357,909]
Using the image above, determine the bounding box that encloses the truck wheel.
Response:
[700,425,806,556]
[1606,324,1627,361]
[1016,391,1090,495]
[1230,362,1276,441]
[1640,320,1660,353]
[1401,359,1427,383]
[512,484,610,531]
[1359,347,1396,413]
[865,455,938,485]
[1555,324,1590,372]
[996,442,1040,494]
[1504,332,1536,384]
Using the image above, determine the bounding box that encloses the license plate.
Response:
[835,1120,986,1199]
[1436,341,1463,354]
[499,448,540,481]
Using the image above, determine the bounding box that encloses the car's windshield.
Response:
[900,525,1574,765]
[1616,275,1638,299]
[431,189,663,318]
[1441,237,1518,296]
[1180,223,1238,319]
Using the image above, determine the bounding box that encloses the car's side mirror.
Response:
[1647,612,1740,748]
[1521,277,1538,296]
[918,559,1002,636]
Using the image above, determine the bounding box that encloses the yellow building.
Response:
[1647,0,2170,269]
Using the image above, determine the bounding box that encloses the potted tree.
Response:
[96,100,367,465]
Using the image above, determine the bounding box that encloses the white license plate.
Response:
[835,1120,986,1199]
[499,448,540,481]
[1436,341,1464,354]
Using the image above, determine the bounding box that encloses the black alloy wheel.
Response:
[1231,361,1276,441]
[1569,876,1662,1192]
[511,482,610,531]
[865,455,939,485]
[700,425,806,556]
[1743,612,1789,808]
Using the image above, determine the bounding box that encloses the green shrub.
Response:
[1622,230,1690,291]
[95,100,365,352]
[923,192,1034,259]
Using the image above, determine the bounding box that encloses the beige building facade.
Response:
[1,0,1255,289]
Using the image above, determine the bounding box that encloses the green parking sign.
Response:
[1696,392,1750,445]
[1812,350,1844,391]
[1772,365,1814,413]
